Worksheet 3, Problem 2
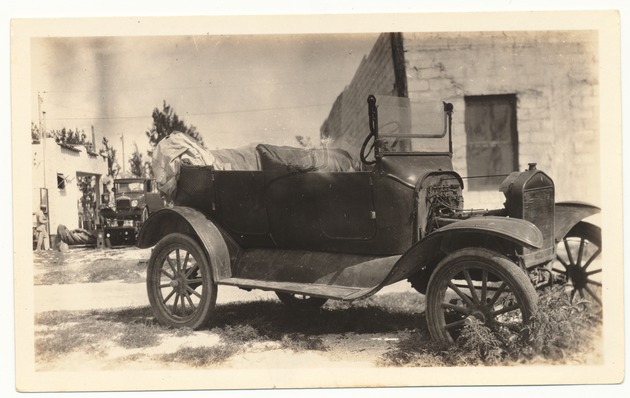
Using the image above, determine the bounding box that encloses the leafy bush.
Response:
[380,286,602,367]
[516,285,602,362]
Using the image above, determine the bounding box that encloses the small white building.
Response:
[32,137,108,242]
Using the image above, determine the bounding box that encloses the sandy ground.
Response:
[34,278,415,312]
[28,243,607,391]
[33,246,416,311]
[32,246,421,373]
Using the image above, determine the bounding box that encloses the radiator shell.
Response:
[501,169,555,267]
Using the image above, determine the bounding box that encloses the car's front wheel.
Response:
[146,233,217,329]
[426,248,538,344]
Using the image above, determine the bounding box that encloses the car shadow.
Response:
[76,291,427,342]
[206,292,427,340]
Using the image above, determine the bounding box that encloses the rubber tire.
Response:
[276,292,328,310]
[554,222,602,304]
[426,247,538,345]
[146,233,217,329]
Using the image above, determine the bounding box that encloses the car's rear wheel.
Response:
[552,222,602,306]
[426,248,538,345]
[276,292,328,310]
[147,233,217,329]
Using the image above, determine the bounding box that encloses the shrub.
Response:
[515,285,602,362]
[380,286,602,367]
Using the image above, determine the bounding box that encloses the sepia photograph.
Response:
[8,7,625,394]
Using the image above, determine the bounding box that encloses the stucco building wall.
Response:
[32,138,108,235]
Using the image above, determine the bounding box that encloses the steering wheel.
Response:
[381,121,401,151]
[360,132,377,165]
[388,138,400,150]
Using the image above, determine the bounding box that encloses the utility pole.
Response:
[37,93,51,248]
[121,133,125,175]
[37,92,43,138]
[38,93,47,186]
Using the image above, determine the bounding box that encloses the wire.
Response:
[34,79,351,94]
[39,102,333,121]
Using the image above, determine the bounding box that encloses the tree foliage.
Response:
[76,175,97,229]
[146,101,205,153]
[144,159,154,178]
[32,122,55,143]
[129,143,145,178]
[128,143,153,178]
[99,137,120,179]
[52,127,90,147]
[31,122,41,143]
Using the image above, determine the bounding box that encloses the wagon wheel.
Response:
[146,233,217,329]
[426,248,538,345]
[276,292,328,310]
[552,222,602,306]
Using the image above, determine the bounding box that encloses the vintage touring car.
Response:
[137,95,601,344]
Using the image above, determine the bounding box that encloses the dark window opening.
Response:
[465,94,518,191]
[57,173,66,190]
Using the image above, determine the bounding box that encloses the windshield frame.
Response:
[114,181,146,194]
[368,95,454,159]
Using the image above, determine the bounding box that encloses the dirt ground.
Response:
[32,246,424,372]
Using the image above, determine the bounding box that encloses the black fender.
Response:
[393,217,543,294]
[136,206,237,281]
[555,201,600,241]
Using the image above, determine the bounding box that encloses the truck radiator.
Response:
[116,198,131,211]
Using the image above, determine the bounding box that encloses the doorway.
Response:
[76,173,101,231]
[464,94,519,190]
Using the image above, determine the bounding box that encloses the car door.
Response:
[308,172,376,240]
[265,171,376,250]
[214,171,269,235]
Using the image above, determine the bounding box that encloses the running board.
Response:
[217,277,378,301]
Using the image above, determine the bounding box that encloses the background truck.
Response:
[101,178,165,247]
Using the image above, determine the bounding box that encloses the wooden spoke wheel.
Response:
[426,248,538,344]
[552,222,602,306]
[146,233,217,329]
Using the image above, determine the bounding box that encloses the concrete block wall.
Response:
[322,31,600,209]
[401,31,600,209]
[321,33,399,161]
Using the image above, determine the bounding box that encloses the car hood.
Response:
[380,154,457,187]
